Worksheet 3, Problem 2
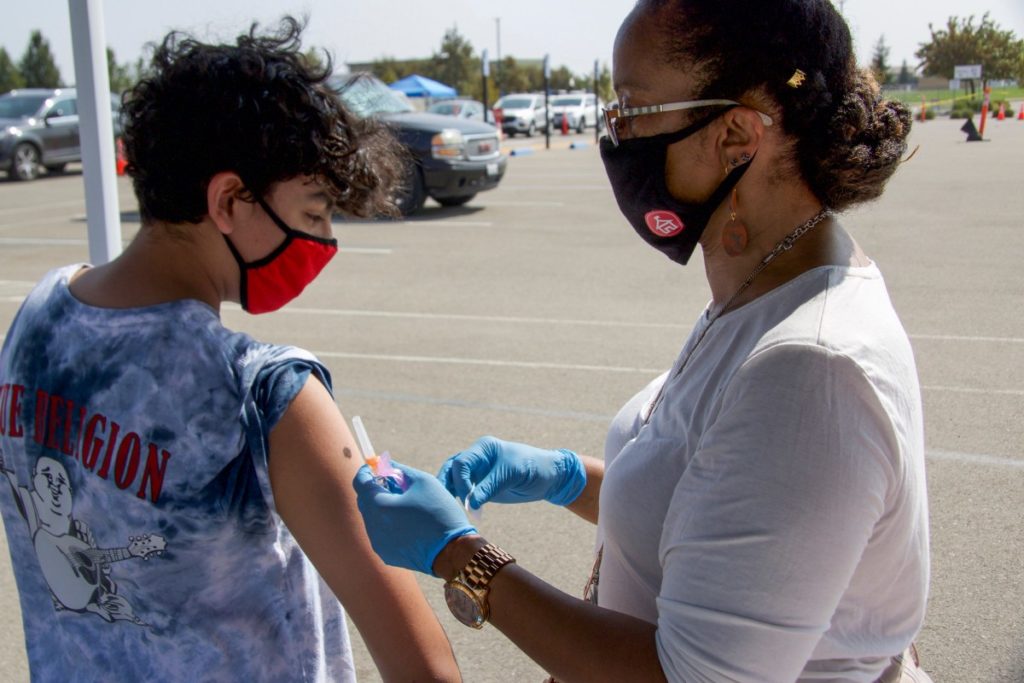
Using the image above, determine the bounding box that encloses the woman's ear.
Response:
[207,172,248,235]
[719,107,767,172]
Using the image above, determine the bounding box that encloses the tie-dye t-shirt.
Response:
[0,265,355,682]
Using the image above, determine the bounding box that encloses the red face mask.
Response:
[224,195,338,314]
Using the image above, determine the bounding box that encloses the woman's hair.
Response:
[122,17,404,223]
[639,0,911,211]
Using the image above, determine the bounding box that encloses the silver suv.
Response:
[494,93,549,137]
[0,88,121,181]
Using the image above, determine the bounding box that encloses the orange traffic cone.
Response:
[115,137,127,176]
[919,97,927,123]
[1018,102,1024,120]
[561,112,569,135]
[997,102,1006,121]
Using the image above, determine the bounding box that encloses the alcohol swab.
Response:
[464,483,484,523]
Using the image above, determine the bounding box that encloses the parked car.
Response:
[0,88,122,181]
[493,93,549,137]
[550,93,603,133]
[331,74,506,215]
[427,98,486,122]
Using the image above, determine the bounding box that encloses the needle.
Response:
[351,416,376,466]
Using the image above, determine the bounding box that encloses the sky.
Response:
[2,1,1023,87]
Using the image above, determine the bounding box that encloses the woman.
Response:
[354,1,930,682]
[0,20,460,682]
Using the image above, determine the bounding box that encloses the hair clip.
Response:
[787,69,806,89]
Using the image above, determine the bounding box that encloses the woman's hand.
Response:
[353,462,477,576]
[437,436,586,511]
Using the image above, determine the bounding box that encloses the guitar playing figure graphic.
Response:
[0,449,166,625]
[34,531,165,612]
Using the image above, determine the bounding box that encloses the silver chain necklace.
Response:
[642,207,833,424]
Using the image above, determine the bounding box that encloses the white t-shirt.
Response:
[598,263,929,683]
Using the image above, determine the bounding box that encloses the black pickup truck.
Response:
[331,74,507,215]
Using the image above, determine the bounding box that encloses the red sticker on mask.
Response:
[644,210,684,237]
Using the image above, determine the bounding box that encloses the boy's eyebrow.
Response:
[308,190,336,212]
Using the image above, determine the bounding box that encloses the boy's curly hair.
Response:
[122,17,403,223]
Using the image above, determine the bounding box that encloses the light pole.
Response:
[495,18,502,95]
[481,49,490,123]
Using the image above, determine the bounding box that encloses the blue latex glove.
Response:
[353,461,477,576]
[437,436,586,510]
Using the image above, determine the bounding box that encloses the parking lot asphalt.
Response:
[0,120,1022,682]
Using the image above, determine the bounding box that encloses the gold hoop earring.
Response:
[722,187,749,257]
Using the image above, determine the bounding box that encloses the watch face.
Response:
[445,582,485,629]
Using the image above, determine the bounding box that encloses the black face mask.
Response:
[600,109,752,265]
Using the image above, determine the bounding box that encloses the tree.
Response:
[428,26,476,95]
[301,47,328,74]
[524,64,546,93]
[548,65,575,91]
[897,60,913,86]
[497,56,530,94]
[0,47,25,93]
[474,76,499,107]
[367,57,426,85]
[107,48,135,93]
[870,35,891,85]
[132,55,150,84]
[370,57,402,84]
[592,63,613,103]
[915,14,1024,88]
[19,30,62,88]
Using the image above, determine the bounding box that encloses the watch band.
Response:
[459,543,516,591]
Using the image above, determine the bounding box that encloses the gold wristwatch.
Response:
[444,543,516,629]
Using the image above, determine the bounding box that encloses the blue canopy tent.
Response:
[389,74,457,99]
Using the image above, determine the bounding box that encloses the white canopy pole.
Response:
[68,0,122,264]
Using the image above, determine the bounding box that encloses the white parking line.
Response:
[396,220,494,227]
[333,387,612,423]
[0,237,87,246]
[313,350,662,374]
[279,306,1024,344]
[316,349,1024,394]
[500,173,604,178]
[912,333,1024,344]
[922,385,1024,397]
[927,450,1024,469]
[281,306,686,329]
[341,247,393,255]
[476,201,566,207]
[332,390,1024,466]
[0,239,391,254]
[504,184,608,190]
[0,200,85,216]
[0,216,81,230]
